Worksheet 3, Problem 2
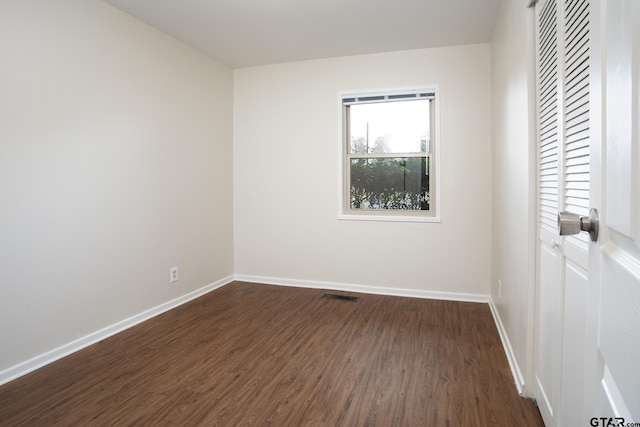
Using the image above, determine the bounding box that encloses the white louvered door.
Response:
[558,1,593,425]
[534,1,562,424]
[534,0,592,425]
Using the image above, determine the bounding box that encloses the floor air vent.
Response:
[321,293,359,302]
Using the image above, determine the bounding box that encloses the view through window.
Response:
[343,91,435,217]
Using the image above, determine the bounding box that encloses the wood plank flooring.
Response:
[0,281,544,426]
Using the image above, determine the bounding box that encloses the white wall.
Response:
[0,0,234,374]
[490,0,535,390]
[234,45,492,296]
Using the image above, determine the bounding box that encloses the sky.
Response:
[349,99,429,154]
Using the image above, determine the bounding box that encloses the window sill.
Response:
[337,214,442,223]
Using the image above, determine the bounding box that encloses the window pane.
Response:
[349,100,429,154]
[350,157,429,210]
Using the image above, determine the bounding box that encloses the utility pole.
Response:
[366,122,369,153]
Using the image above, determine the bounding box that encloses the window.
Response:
[341,89,438,221]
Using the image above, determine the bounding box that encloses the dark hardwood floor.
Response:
[0,281,543,426]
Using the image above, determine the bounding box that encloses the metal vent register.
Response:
[320,293,359,302]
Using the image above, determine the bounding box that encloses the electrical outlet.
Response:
[170,266,179,283]
[498,279,502,298]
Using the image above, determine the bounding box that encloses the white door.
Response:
[534,0,592,425]
[585,0,640,422]
[533,1,561,422]
[534,0,640,425]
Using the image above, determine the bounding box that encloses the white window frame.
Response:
[338,87,441,223]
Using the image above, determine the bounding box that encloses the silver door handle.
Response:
[557,208,599,242]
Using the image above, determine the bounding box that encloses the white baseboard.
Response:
[235,274,489,303]
[488,296,526,394]
[0,275,234,387]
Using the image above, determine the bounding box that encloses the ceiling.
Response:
[102,0,503,69]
